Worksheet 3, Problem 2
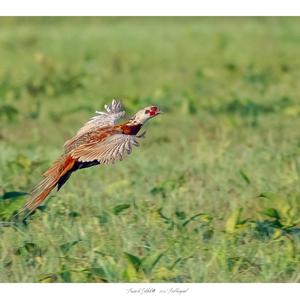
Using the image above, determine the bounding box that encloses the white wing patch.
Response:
[70,134,140,165]
[75,99,125,137]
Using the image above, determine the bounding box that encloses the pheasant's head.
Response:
[131,105,162,124]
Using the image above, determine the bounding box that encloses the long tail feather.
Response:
[21,182,57,218]
[15,155,75,219]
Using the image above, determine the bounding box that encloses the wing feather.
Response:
[76,99,125,136]
[70,133,140,165]
[64,99,125,153]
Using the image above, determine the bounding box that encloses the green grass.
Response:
[1,17,300,282]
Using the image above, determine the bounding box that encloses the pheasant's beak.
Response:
[156,108,163,115]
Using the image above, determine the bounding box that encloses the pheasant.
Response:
[17,99,161,219]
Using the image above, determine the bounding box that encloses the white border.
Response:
[1,0,300,16]
[1,1,300,298]
[0,283,299,299]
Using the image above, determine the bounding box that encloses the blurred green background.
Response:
[0,17,300,282]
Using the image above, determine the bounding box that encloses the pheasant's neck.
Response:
[121,120,143,135]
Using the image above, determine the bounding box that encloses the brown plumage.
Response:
[17,100,161,219]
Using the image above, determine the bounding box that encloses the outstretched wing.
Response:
[64,99,125,152]
[70,133,140,165]
[76,99,125,136]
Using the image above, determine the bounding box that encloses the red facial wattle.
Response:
[149,106,158,116]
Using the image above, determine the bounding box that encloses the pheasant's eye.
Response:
[145,109,150,114]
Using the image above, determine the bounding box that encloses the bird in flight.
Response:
[18,99,162,219]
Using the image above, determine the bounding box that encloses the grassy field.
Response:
[0,17,300,282]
